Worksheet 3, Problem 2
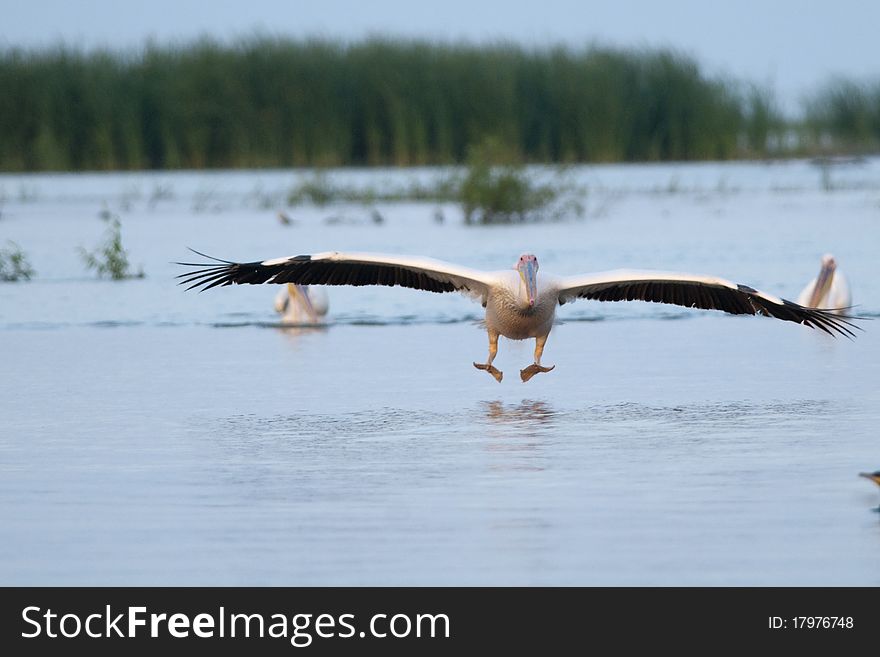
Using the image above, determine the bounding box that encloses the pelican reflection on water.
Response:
[484,400,557,426]
[179,249,860,382]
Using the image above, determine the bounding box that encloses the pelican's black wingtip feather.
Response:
[176,251,296,291]
[176,261,242,292]
[799,306,861,339]
[180,270,234,290]
[186,247,236,264]
[174,261,228,268]
[174,248,243,290]
[746,290,864,339]
[174,266,228,282]
[822,305,871,323]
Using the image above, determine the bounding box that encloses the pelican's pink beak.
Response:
[517,256,538,307]
[808,257,836,308]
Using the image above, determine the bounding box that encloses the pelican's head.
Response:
[859,471,880,487]
[809,253,838,307]
[515,254,539,307]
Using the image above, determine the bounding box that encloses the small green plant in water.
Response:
[79,218,144,280]
[281,138,584,224]
[458,138,584,224]
[287,172,338,207]
[0,241,35,281]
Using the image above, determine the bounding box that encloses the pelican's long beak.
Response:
[291,283,318,321]
[520,261,538,307]
[859,472,880,486]
[808,263,835,308]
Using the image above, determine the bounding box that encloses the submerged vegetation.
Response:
[0,241,35,281]
[284,137,586,223]
[78,218,144,280]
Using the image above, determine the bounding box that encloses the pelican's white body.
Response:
[484,270,559,340]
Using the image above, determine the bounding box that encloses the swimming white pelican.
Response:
[178,250,859,383]
[274,283,329,325]
[797,254,851,314]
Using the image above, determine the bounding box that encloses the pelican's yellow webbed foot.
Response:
[473,362,503,383]
[520,364,555,383]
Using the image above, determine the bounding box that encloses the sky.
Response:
[4,0,879,110]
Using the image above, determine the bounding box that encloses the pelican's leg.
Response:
[473,329,503,382]
[520,334,555,382]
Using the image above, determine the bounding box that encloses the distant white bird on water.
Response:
[860,471,880,487]
[274,283,329,325]
[860,471,880,509]
[178,250,860,383]
[797,254,851,314]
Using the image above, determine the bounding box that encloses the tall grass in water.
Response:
[0,242,35,281]
[458,137,584,223]
[0,38,783,171]
[79,218,144,279]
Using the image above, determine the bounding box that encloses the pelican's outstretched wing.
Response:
[556,269,860,337]
[177,250,495,302]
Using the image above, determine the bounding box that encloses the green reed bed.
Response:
[804,78,880,153]
[0,38,804,172]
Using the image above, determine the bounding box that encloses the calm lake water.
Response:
[1,159,879,585]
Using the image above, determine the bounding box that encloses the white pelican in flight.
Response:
[797,254,851,314]
[178,250,859,383]
[274,283,329,325]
